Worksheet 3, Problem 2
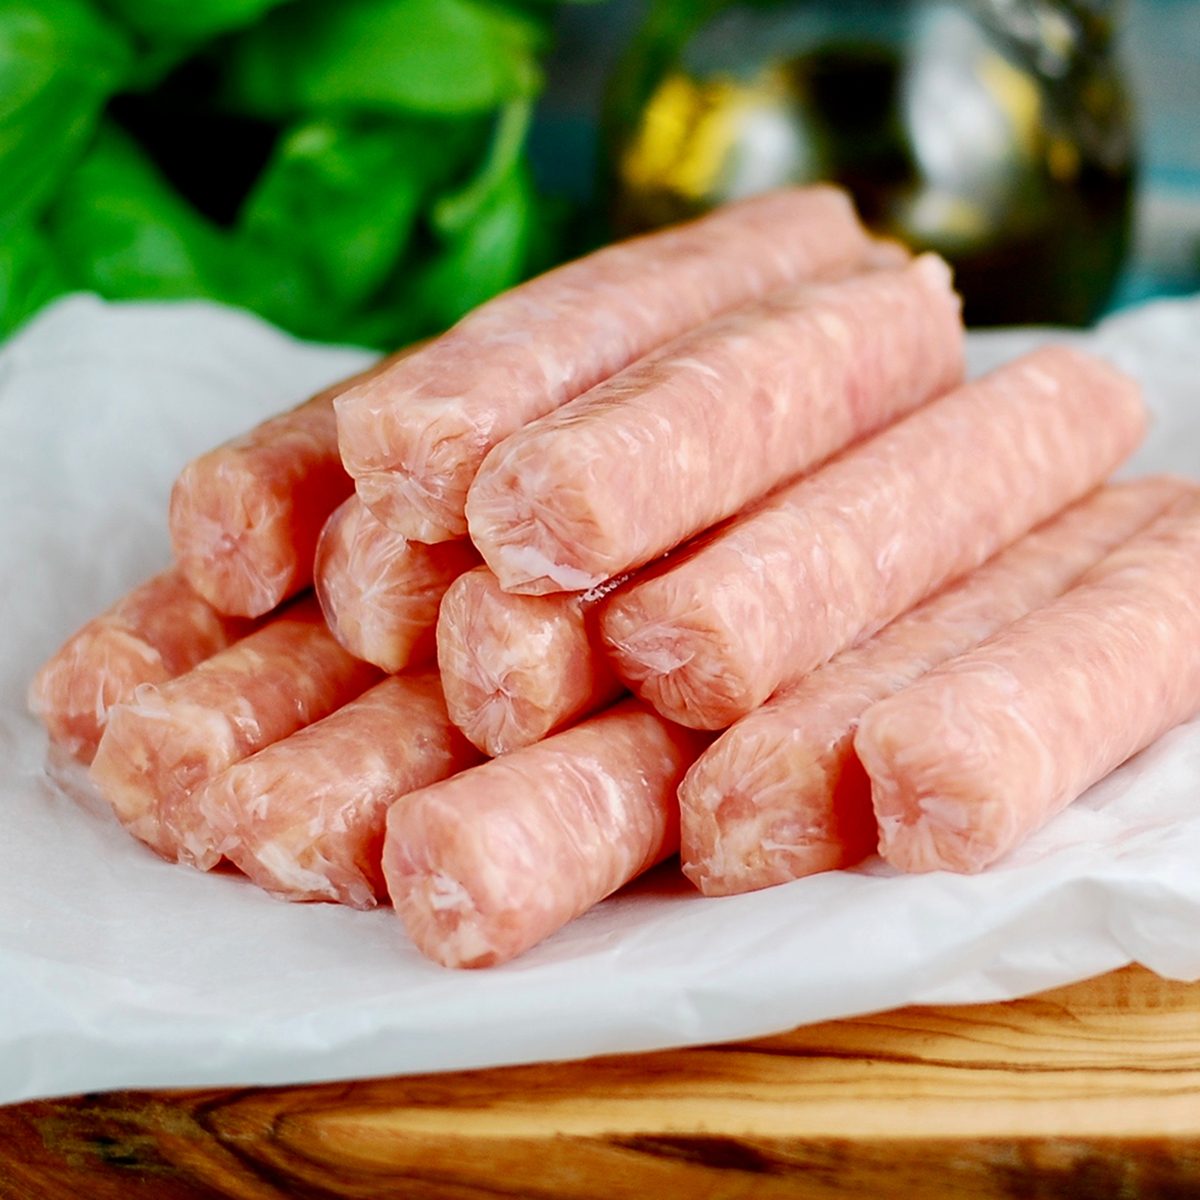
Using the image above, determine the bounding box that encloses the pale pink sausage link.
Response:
[600,346,1147,730]
[169,352,409,619]
[436,567,624,755]
[315,496,479,673]
[89,597,380,868]
[336,186,876,543]
[383,700,711,968]
[197,673,483,909]
[679,477,1194,895]
[28,566,252,764]
[856,492,1200,875]
[466,255,963,594]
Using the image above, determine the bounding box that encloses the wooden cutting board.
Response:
[2,964,1198,1198]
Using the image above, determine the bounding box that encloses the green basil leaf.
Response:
[45,123,237,300]
[430,98,532,236]
[239,114,481,319]
[224,0,544,117]
[0,0,131,232]
[101,0,296,46]
[415,160,536,328]
[341,162,536,348]
[0,223,69,337]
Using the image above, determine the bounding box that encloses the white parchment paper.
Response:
[2,293,1199,1106]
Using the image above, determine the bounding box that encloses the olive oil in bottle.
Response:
[604,0,1135,325]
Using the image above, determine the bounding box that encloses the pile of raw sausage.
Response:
[29,185,1200,969]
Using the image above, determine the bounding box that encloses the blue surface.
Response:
[1115,0,1200,306]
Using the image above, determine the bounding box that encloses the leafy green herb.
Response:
[0,0,131,232]
[0,0,594,348]
[46,123,236,300]
[0,223,68,332]
[416,159,537,327]
[101,0,293,45]
[239,114,483,328]
[431,98,532,236]
[224,0,547,118]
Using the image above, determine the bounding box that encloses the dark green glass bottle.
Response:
[603,0,1135,325]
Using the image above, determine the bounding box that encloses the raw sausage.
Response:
[89,597,380,868]
[28,567,250,763]
[857,491,1200,875]
[197,673,483,909]
[467,255,963,593]
[382,700,710,968]
[315,495,479,673]
[601,346,1147,729]
[336,186,876,542]
[679,477,1192,895]
[436,567,624,755]
[169,352,406,618]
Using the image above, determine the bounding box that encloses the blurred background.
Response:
[2,0,1197,347]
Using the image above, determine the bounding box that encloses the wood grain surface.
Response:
[2,965,1199,1199]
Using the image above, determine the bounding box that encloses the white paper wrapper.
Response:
[3,292,1200,1107]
